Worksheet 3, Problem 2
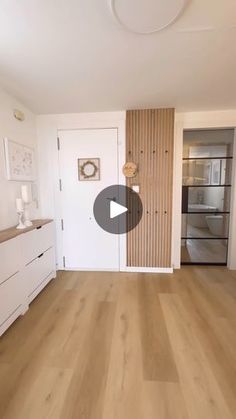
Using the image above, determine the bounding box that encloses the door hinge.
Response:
[63,256,66,268]
[57,137,60,150]
[59,179,62,191]
[61,219,64,231]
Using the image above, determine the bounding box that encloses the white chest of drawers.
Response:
[0,220,56,336]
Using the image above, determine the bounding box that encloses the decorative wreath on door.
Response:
[78,158,100,181]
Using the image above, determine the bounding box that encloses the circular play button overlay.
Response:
[93,184,143,234]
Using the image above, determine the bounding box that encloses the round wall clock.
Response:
[122,161,137,178]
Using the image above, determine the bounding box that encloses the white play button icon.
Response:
[93,185,143,234]
[110,200,128,219]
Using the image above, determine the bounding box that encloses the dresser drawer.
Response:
[0,271,23,327]
[25,247,55,299]
[0,237,21,285]
[23,222,54,264]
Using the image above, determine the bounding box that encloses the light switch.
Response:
[132,185,140,193]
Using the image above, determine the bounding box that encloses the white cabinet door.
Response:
[58,129,119,270]
[0,237,21,285]
[22,222,54,265]
[0,272,23,327]
[25,247,55,300]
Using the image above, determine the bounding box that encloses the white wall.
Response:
[36,108,236,271]
[0,88,39,230]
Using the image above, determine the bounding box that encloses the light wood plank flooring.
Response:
[0,267,236,419]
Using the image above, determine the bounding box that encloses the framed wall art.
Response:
[78,158,100,181]
[4,138,36,181]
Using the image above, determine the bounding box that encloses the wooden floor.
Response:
[0,267,236,419]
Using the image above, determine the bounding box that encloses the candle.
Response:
[16,198,24,212]
[21,184,32,204]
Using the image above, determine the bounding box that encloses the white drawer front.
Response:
[25,247,55,298]
[0,271,22,327]
[23,222,54,264]
[0,238,21,285]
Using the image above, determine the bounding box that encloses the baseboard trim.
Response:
[57,267,173,273]
[121,267,173,273]
[62,267,120,272]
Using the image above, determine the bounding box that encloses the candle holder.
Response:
[24,203,33,227]
[21,185,33,227]
[16,210,26,230]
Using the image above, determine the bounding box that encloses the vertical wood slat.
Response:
[126,109,175,268]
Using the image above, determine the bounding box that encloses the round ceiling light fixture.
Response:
[109,0,187,35]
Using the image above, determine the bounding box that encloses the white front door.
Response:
[58,128,119,270]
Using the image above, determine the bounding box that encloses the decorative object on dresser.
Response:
[4,138,36,181]
[21,184,33,226]
[16,198,26,229]
[0,220,56,336]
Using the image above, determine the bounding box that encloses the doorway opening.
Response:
[181,128,234,265]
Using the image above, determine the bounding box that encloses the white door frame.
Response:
[50,114,127,271]
[172,111,236,269]
[57,128,122,271]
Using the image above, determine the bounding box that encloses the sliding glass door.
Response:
[181,156,232,265]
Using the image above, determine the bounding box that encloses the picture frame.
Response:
[4,138,36,181]
[78,158,100,181]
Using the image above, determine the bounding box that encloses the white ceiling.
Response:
[0,0,236,114]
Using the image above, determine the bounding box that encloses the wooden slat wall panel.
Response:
[126,109,174,267]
